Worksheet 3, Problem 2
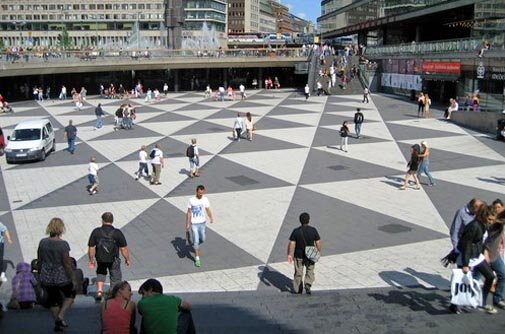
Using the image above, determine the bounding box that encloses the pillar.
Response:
[415,25,421,43]
[223,68,228,88]
[174,69,179,92]
[258,68,263,88]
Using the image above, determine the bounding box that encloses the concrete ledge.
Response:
[451,110,504,135]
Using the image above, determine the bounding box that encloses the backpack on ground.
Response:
[150,149,157,159]
[186,145,195,158]
[95,228,118,263]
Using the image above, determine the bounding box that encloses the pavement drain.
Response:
[328,165,348,171]
[378,224,412,234]
[226,175,260,186]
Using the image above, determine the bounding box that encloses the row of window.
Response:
[186,12,226,21]
[0,14,164,21]
[186,1,227,12]
[1,3,163,11]
[0,22,162,31]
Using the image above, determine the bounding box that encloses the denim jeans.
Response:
[491,257,505,304]
[191,223,206,250]
[67,137,76,153]
[417,160,434,185]
[137,162,148,176]
[355,123,362,137]
[473,260,495,307]
[95,116,103,128]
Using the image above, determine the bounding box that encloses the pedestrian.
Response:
[95,103,105,129]
[101,281,136,334]
[88,156,99,195]
[362,86,370,103]
[138,278,193,334]
[163,83,169,96]
[417,141,435,186]
[99,84,104,98]
[204,85,212,98]
[134,145,150,181]
[339,121,350,152]
[9,262,37,309]
[59,85,67,100]
[64,120,77,154]
[484,209,505,310]
[149,144,164,185]
[424,93,432,118]
[218,86,225,101]
[233,113,244,141]
[37,218,75,332]
[304,84,310,100]
[186,139,200,178]
[316,81,323,96]
[239,83,246,100]
[87,212,131,302]
[185,185,215,267]
[245,112,255,141]
[353,108,364,139]
[399,144,421,190]
[0,221,13,282]
[287,212,321,295]
[417,92,425,118]
[114,105,124,131]
[458,205,497,314]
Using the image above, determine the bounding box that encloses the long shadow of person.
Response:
[171,237,195,262]
[257,265,292,292]
[403,267,450,289]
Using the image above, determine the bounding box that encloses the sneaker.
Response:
[304,284,312,295]
[0,273,7,283]
[449,304,462,314]
[495,301,505,309]
[484,305,498,314]
[194,259,201,267]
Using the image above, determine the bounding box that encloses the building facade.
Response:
[182,0,228,47]
[228,0,260,33]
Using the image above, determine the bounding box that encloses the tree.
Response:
[58,26,72,49]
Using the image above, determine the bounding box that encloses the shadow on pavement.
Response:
[257,265,292,292]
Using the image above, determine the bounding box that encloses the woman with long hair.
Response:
[245,112,255,141]
[339,121,350,152]
[101,281,136,334]
[417,141,435,186]
[400,144,421,190]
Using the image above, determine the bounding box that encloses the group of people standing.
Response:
[416,92,432,118]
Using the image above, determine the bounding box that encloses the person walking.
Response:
[417,141,435,186]
[88,212,131,302]
[163,83,169,97]
[233,113,244,141]
[304,84,310,100]
[245,112,255,141]
[424,94,432,118]
[485,210,505,310]
[101,281,136,334]
[88,156,99,195]
[95,103,105,129]
[339,121,350,152]
[362,87,370,103]
[186,139,200,178]
[185,185,215,268]
[0,221,13,282]
[64,120,77,154]
[134,145,150,181]
[37,218,76,332]
[417,92,425,118]
[353,108,364,139]
[59,85,67,100]
[149,144,164,185]
[400,144,421,190]
[287,212,321,295]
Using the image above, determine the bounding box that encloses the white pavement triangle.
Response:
[314,141,407,172]
[301,177,449,235]
[72,126,116,142]
[166,186,296,263]
[326,110,383,122]
[399,135,505,163]
[254,126,318,148]
[136,120,198,137]
[2,162,111,210]
[171,132,234,155]
[12,198,159,263]
[388,119,469,135]
[53,114,97,126]
[267,113,322,126]
[281,103,325,113]
[221,148,310,185]
[227,106,276,118]
[172,108,222,120]
[432,165,505,194]
[87,136,163,162]
[146,103,189,112]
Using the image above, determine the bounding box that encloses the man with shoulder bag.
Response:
[287,212,321,295]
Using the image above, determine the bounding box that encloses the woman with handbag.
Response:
[37,218,76,331]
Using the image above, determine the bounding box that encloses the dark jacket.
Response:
[354,112,364,124]
[457,220,486,267]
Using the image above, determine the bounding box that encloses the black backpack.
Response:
[186,145,195,158]
[150,149,157,159]
[95,228,118,263]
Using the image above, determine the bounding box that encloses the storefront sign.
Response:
[381,73,422,90]
[491,67,505,81]
[422,61,461,74]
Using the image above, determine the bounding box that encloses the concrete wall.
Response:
[451,110,504,135]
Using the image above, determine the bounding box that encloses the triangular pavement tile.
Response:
[69,125,116,142]
[171,132,234,155]
[0,114,56,128]
[2,106,42,114]
[254,116,312,130]
[2,107,50,117]
[174,96,206,104]
[319,113,356,126]
[4,162,109,210]
[0,211,25,271]
[267,187,447,263]
[205,109,260,120]
[197,100,242,109]
[171,120,231,135]
[280,103,325,113]
[118,136,212,161]
[226,106,275,118]
[221,148,310,184]
[267,106,319,116]
[150,98,187,106]
[327,96,363,104]
[0,169,11,211]
[388,119,469,135]
[227,101,269,109]
[166,155,292,197]
[312,126,390,147]
[302,177,449,234]
[53,114,97,126]
[314,141,407,172]
[89,125,162,141]
[326,110,383,122]
[220,133,305,154]
[173,103,219,111]
[167,186,296,263]
[17,164,159,210]
[140,102,188,112]
[88,136,163,162]
[267,113,321,127]
[172,108,222,121]
[135,120,197,137]
[386,123,465,141]
[13,199,159,263]
[299,148,402,184]
[432,165,505,194]
[254,127,317,148]
[136,110,195,123]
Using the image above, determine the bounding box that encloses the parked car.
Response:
[4,119,55,164]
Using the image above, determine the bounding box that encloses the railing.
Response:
[0,47,307,65]
[365,34,505,57]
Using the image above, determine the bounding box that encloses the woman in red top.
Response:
[101,281,136,334]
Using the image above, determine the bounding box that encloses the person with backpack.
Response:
[149,144,164,185]
[353,108,364,139]
[88,212,131,302]
[187,138,200,178]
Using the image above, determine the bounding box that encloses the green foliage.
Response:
[58,26,72,49]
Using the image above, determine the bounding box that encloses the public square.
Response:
[0,90,504,333]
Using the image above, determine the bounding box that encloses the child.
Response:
[70,257,89,295]
[9,262,37,309]
[88,156,99,195]
[0,221,12,282]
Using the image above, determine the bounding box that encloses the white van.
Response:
[4,119,55,163]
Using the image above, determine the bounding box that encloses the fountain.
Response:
[181,22,221,52]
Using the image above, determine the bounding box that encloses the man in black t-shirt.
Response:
[287,212,321,294]
[87,212,131,301]
[63,120,77,154]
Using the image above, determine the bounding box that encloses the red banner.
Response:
[422,61,461,74]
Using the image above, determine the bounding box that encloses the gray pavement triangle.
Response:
[2,107,51,117]
[101,99,140,107]
[0,169,10,211]
[319,113,378,126]
[166,155,292,197]
[299,148,402,184]
[136,110,195,123]
[220,133,305,154]
[267,106,319,115]
[173,103,219,111]
[0,211,25,279]
[311,126,390,147]
[230,101,269,109]
[88,125,163,141]
[16,163,159,210]
[267,187,447,263]
[87,199,262,280]
[118,136,212,161]
[205,109,261,119]
[385,123,465,141]
[152,98,187,105]
[171,120,231,136]
[254,116,312,130]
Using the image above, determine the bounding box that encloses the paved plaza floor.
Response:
[0,90,504,333]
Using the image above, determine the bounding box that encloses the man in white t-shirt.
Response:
[239,84,246,100]
[134,145,150,180]
[185,185,214,267]
[149,144,164,185]
[88,155,99,195]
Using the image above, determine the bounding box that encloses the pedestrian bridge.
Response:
[0,48,308,77]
